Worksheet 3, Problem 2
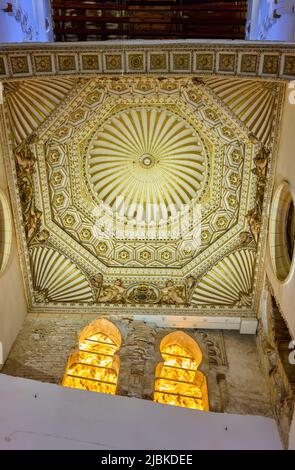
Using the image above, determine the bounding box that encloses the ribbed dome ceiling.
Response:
[87,107,206,222]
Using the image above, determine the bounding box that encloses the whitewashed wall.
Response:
[0,374,282,450]
[264,77,295,450]
[0,0,53,42]
[266,87,295,338]
[0,129,27,367]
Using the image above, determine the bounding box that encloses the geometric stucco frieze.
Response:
[0,42,295,80]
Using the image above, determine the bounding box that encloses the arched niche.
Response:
[63,318,121,395]
[154,331,209,411]
[269,181,295,282]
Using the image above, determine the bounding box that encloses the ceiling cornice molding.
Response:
[0,41,294,81]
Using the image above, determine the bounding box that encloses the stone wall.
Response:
[256,286,295,448]
[1,313,272,419]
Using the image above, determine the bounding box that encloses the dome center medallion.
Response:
[139,153,155,169]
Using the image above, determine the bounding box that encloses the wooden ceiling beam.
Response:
[51,2,247,12]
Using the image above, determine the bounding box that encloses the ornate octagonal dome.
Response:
[3,75,283,315]
[87,107,206,222]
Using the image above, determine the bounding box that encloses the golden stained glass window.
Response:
[62,319,121,395]
[154,332,209,411]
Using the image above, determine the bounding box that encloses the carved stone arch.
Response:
[79,318,122,348]
[154,330,209,411]
[62,317,121,395]
[160,331,203,367]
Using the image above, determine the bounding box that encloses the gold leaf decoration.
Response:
[30,246,93,303]
[204,78,278,145]
[5,78,76,145]
[88,107,206,222]
[191,250,255,306]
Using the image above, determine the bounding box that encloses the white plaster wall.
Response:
[0,134,27,366]
[0,1,53,42]
[247,0,295,41]
[0,374,282,450]
[266,86,295,339]
[264,84,295,450]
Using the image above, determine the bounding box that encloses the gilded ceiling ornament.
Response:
[262,55,279,75]
[233,291,253,307]
[239,231,253,246]
[172,53,191,71]
[125,284,160,304]
[118,250,130,261]
[248,144,270,238]
[10,55,29,74]
[150,53,167,71]
[160,280,186,305]
[284,56,295,76]
[57,55,76,72]
[191,77,205,86]
[97,279,126,304]
[35,229,49,244]
[97,242,108,255]
[91,278,191,306]
[26,208,42,243]
[1,44,295,82]
[253,147,270,178]
[81,54,99,71]
[33,55,52,73]
[85,90,103,106]
[33,287,49,303]
[240,54,258,74]
[90,273,104,302]
[201,230,211,244]
[15,146,35,176]
[184,275,197,303]
[54,194,65,206]
[195,53,214,71]
[0,57,5,75]
[229,172,240,187]
[219,53,236,73]
[160,251,172,262]
[15,145,45,244]
[158,78,178,92]
[246,209,261,245]
[139,251,152,262]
